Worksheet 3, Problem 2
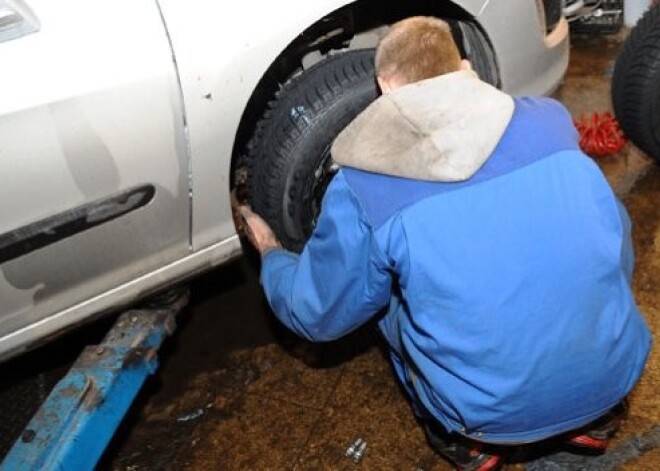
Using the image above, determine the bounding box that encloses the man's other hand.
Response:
[238,205,283,255]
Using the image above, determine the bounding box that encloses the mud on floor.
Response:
[102,164,660,471]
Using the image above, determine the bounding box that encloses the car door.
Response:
[0,0,189,357]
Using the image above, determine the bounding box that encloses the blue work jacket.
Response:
[259,97,652,444]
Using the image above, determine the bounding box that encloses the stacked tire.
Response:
[612,4,660,162]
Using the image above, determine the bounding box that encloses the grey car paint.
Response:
[0,0,568,362]
[0,0,189,358]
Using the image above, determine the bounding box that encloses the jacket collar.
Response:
[332,70,515,182]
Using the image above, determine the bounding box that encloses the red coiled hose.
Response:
[574,111,627,158]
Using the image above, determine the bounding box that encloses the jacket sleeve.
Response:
[260,172,393,342]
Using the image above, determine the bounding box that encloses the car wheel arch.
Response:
[230,0,499,250]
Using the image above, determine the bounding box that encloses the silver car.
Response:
[0,0,569,361]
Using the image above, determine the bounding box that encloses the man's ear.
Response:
[377,75,393,94]
[460,59,473,72]
[377,74,404,94]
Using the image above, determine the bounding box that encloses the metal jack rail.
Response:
[0,290,189,471]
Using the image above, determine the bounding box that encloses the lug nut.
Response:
[345,438,367,463]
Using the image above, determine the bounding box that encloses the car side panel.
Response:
[0,0,569,362]
[0,0,189,357]
[159,0,356,251]
[478,1,570,96]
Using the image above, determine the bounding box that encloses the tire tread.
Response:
[245,50,377,250]
[612,4,660,160]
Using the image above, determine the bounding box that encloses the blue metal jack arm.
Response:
[0,291,189,471]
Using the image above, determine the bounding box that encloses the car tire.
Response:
[450,19,500,88]
[246,21,498,253]
[612,4,660,162]
[247,49,377,252]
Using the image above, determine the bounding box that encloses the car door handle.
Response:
[0,0,39,43]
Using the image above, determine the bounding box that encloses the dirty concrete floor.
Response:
[1,31,653,471]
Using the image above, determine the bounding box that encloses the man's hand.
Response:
[238,205,283,255]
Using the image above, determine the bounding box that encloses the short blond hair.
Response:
[375,16,462,85]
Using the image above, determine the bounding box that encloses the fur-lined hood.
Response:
[331,70,515,182]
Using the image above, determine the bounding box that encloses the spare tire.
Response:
[612,4,660,162]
